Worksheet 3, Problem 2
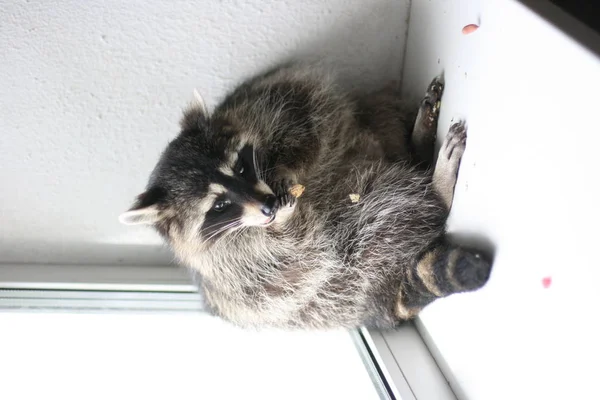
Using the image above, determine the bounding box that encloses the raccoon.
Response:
[120,63,492,330]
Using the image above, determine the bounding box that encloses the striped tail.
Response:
[395,239,493,320]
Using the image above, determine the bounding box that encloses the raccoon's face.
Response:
[203,142,279,229]
[119,106,279,249]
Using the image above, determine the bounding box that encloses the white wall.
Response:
[0,0,409,265]
[401,0,600,399]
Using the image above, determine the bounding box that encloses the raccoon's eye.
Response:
[234,159,244,175]
[212,200,231,212]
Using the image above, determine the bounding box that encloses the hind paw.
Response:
[411,75,445,166]
[425,76,444,110]
[441,120,467,162]
[432,120,468,209]
[419,76,444,130]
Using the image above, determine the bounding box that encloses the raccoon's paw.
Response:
[274,178,297,208]
[271,182,297,227]
[433,120,467,209]
[423,75,444,123]
[427,75,444,97]
[411,75,445,167]
[441,120,467,162]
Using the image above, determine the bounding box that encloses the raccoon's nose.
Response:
[260,195,278,217]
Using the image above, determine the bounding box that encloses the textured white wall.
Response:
[0,0,409,265]
[402,1,600,399]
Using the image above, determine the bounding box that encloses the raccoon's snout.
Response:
[260,195,279,217]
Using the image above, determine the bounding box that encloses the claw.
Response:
[275,180,296,208]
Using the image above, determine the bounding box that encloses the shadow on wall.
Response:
[291,0,409,91]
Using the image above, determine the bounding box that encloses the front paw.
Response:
[271,179,298,226]
[274,178,297,208]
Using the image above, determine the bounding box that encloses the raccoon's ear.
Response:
[193,89,209,117]
[180,89,209,132]
[119,205,160,225]
[119,188,165,225]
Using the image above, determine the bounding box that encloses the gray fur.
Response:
[122,63,492,330]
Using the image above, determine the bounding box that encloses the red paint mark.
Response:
[542,276,552,288]
[462,24,479,35]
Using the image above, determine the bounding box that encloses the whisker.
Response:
[212,222,248,248]
[220,225,247,248]
[253,148,262,181]
[208,218,242,229]
[202,228,235,247]
[208,221,240,238]
[255,148,267,182]
[260,166,278,175]
[201,221,241,245]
